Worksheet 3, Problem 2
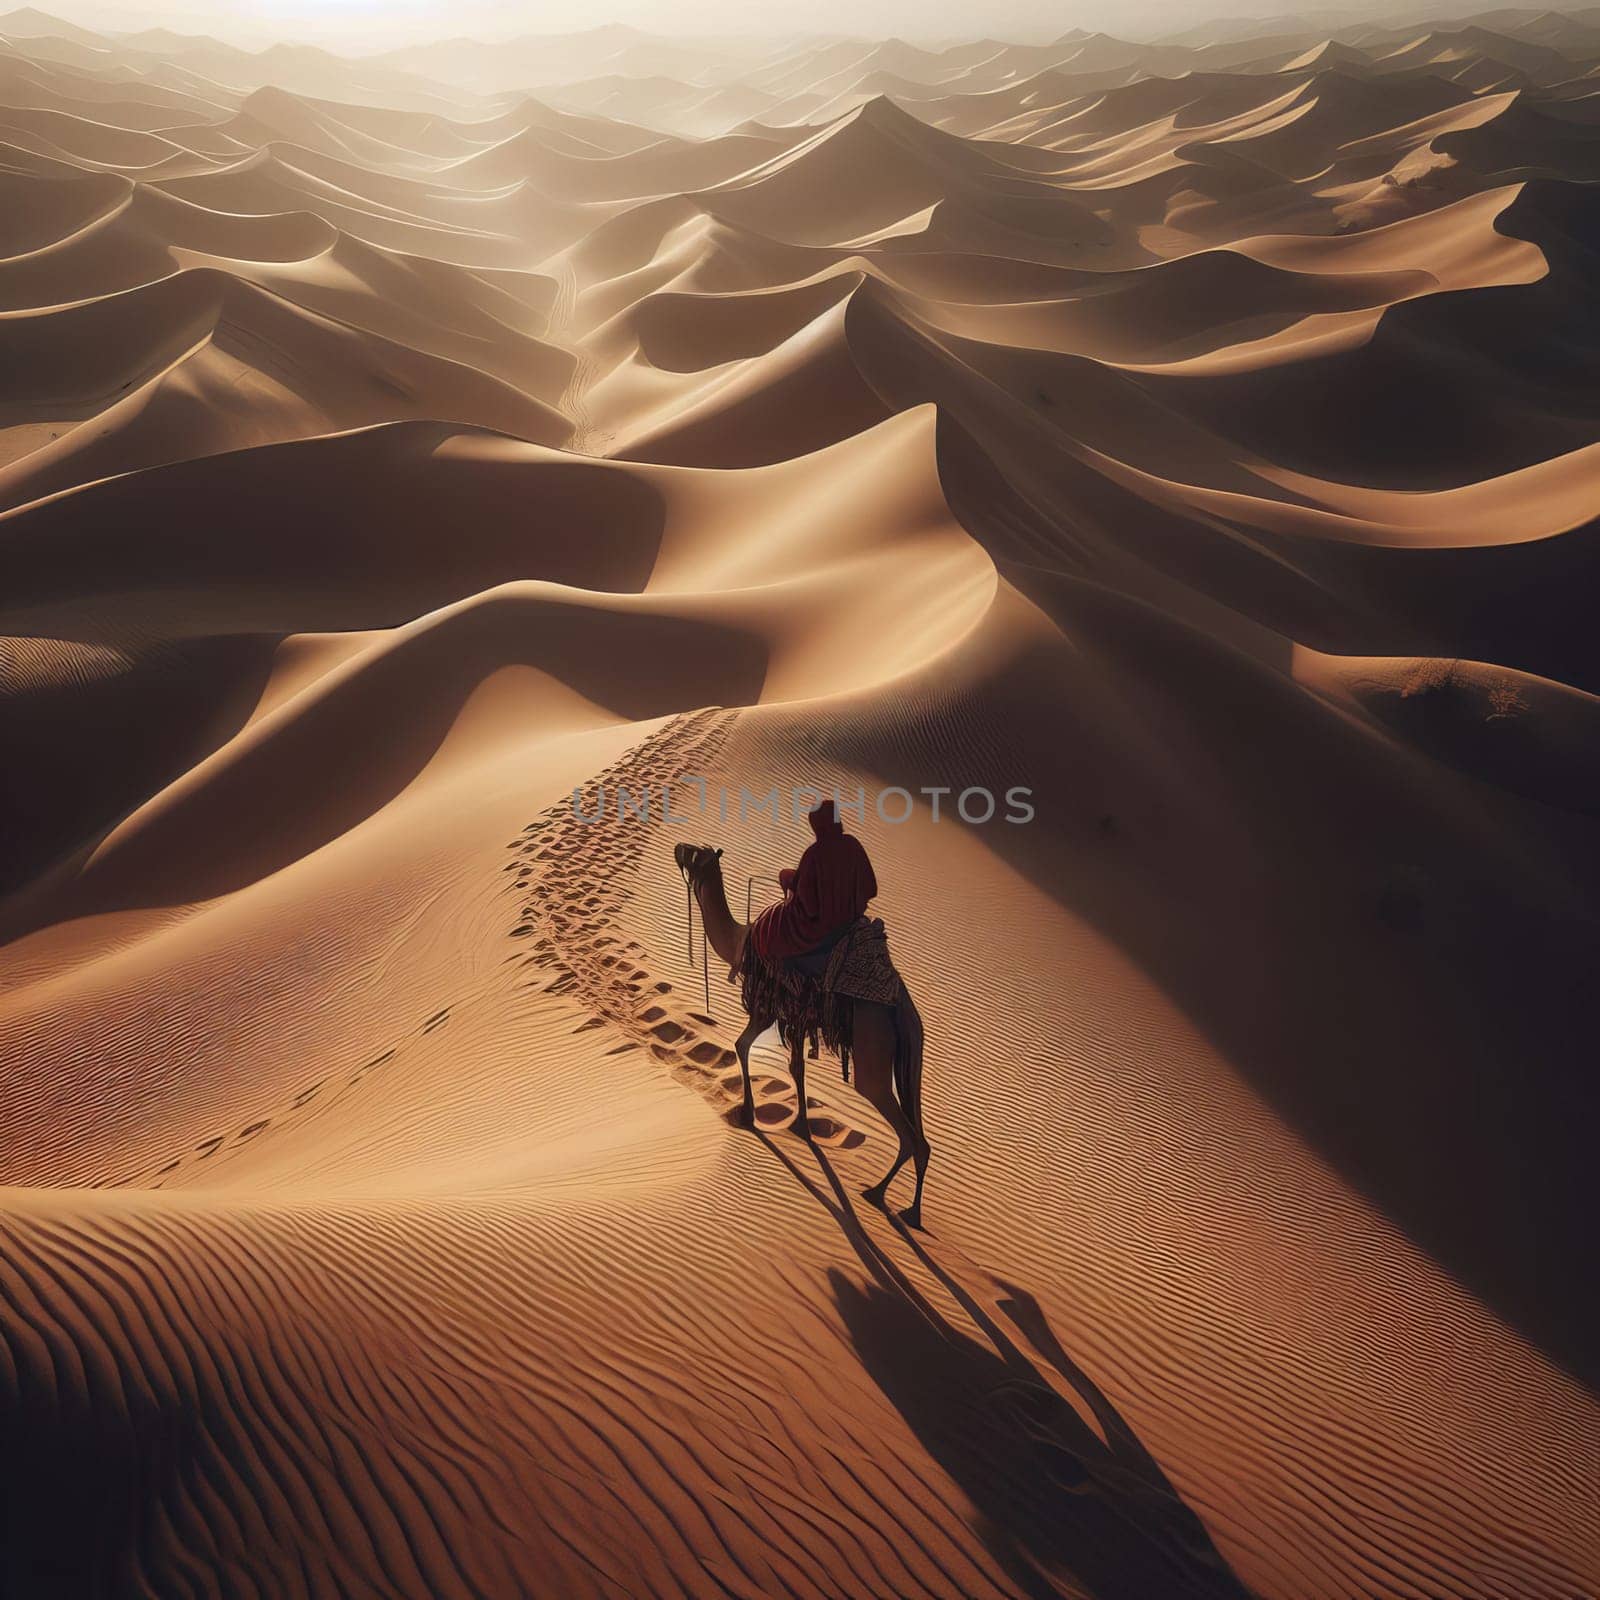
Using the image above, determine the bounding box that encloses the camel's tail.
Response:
[892,984,926,1136]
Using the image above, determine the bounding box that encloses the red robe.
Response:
[751,805,878,961]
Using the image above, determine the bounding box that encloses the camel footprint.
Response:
[135,1022,430,1186]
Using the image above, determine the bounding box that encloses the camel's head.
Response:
[673,842,724,889]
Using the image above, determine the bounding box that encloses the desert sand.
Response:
[2,5,1598,1596]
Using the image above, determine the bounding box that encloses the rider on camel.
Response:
[750,800,877,978]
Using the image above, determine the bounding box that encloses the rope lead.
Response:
[681,857,712,1018]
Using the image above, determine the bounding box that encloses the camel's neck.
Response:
[693,865,746,968]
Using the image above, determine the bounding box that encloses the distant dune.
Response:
[2,7,1598,1598]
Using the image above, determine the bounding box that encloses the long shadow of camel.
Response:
[756,1132,1255,1600]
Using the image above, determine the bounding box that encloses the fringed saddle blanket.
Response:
[737,916,902,1081]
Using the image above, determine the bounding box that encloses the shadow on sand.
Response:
[758,1133,1254,1600]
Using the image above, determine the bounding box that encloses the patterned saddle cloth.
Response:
[738,916,903,1080]
[819,917,901,1007]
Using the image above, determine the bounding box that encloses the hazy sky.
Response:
[20,0,1435,47]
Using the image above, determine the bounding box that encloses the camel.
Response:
[673,842,931,1225]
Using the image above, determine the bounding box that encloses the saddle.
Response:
[736,916,903,1081]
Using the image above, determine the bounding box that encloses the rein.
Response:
[746,875,781,924]
[677,850,720,1016]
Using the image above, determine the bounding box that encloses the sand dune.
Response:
[2,11,1598,1600]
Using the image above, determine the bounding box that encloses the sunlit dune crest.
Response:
[2,6,1598,1597]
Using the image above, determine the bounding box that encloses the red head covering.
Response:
[751,802,878,961]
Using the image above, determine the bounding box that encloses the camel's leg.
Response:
[906,1123,931,1229]
[733,1017,763,1129]
[788,1029,813,1140]
[852,1002,929,1223]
